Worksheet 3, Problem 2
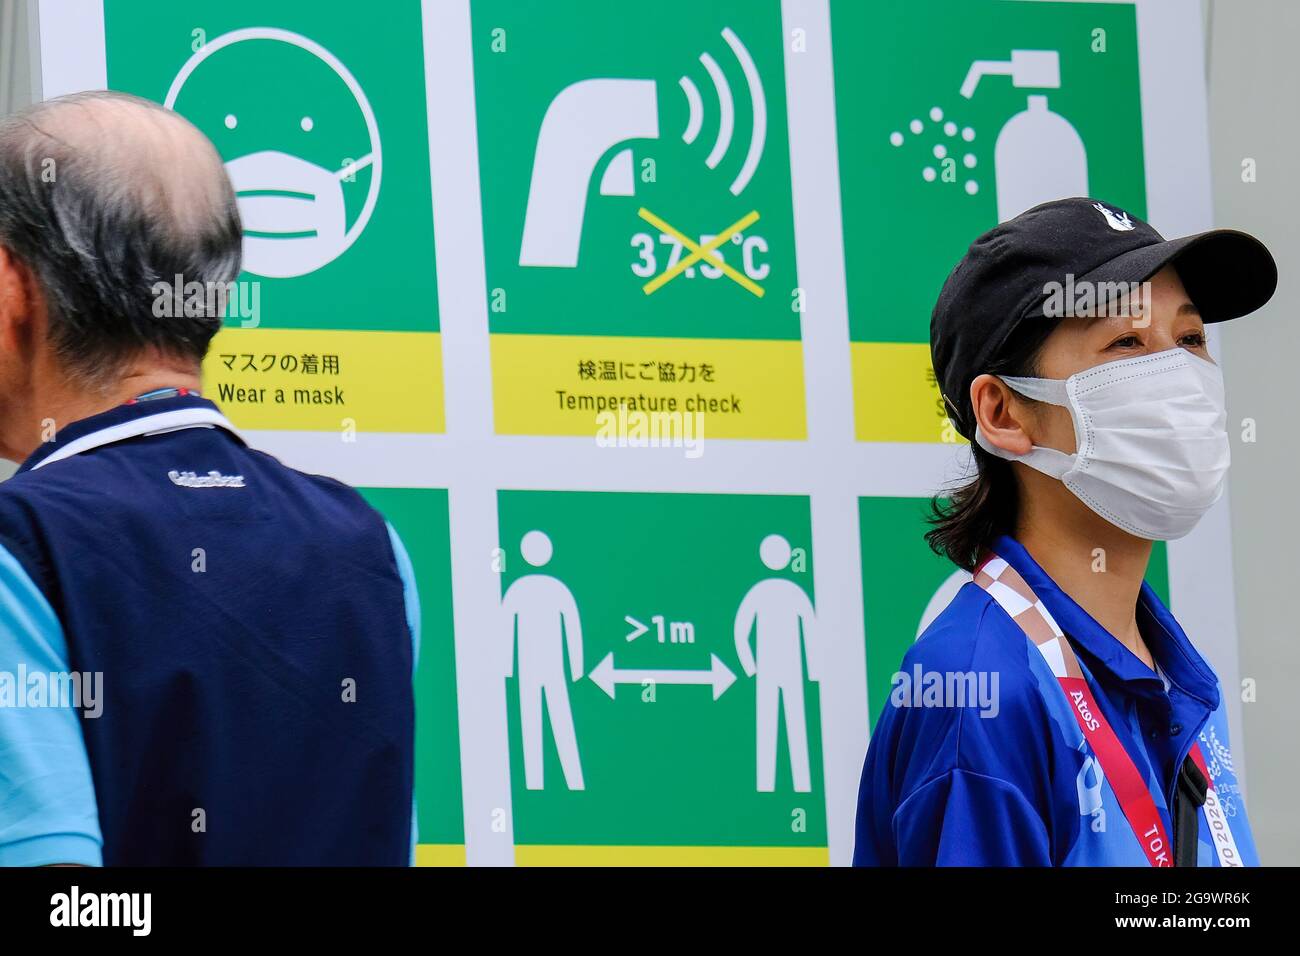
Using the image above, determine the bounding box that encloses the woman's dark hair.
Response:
[925,322,1056,571]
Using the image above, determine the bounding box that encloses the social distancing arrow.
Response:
[589,652,737,700]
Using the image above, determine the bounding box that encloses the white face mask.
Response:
[224,150,355,279]
[975,348,1230,540]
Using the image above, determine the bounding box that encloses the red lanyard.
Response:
[974,552,1174,866]
[1057,671,1171,865]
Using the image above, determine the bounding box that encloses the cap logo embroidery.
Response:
[1092,202,1135,232]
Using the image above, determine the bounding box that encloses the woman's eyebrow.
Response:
[1178,301,1201,316]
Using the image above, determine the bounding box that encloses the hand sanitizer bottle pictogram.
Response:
[994,93,1088,222]
[961,50,1089,222]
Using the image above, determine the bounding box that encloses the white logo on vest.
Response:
[168,469,246,488]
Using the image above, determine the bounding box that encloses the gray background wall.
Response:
[0,0,1295,863]
[0,0,32,118]
[0,0,28,482]
[1206,0,1300,866]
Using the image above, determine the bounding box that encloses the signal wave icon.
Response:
[677,27,767,196]
[518,26,768,269]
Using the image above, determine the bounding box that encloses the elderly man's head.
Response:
[0,91,240,401]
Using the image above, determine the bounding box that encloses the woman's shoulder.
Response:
[872,580,1067,832]
[905,579,1045,690]
[886,579,1074,774]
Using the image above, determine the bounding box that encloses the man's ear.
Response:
[970,373,1034,456]
[0,245,41,354]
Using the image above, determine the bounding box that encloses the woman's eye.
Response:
[1180,332,1207,348]
[1108,335,1141,349]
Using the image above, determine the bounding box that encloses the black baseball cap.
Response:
[931,197,1277,440]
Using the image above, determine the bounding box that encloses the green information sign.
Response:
[104,0,444,433]
[497,491,826,863]
[832,0,1146,442]
[472,0,806,440]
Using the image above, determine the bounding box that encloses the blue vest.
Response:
[0,395,413,865]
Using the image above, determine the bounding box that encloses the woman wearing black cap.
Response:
[853,198,1276,866]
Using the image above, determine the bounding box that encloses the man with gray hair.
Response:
[0,92,417,865]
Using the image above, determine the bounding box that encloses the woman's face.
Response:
[1020,264,1210,456]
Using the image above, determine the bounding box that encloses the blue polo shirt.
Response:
[854,534,1257,866]
[0,394,418,865]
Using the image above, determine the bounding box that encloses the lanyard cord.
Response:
[124,387,199,405]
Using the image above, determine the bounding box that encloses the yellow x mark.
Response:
[638,208,764,298]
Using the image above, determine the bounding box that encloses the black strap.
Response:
[1173,754,1208,867]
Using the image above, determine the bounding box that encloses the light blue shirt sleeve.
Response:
[0,543,102,866]
[385,523,421,867]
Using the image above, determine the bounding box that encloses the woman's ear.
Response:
[969,373,1034,456]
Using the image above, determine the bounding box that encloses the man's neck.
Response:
[1015,489,1155,670]
[6,365,202,462]
[108,369,203,406]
